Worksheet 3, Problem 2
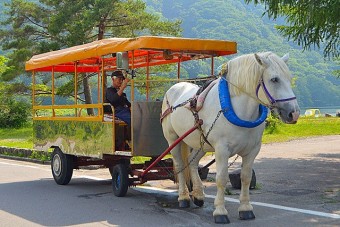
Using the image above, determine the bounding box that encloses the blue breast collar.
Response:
[218,78,268,128]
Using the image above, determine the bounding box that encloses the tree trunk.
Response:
[82,74,94,116]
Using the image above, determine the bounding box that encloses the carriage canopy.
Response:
[25,36,237,72]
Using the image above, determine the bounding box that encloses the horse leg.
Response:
[172,142,191,208]
[213,148,230,224]
[188,148,205,207]
[238,153,257,220]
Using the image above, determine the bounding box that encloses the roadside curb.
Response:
[0,146,51,165]
[0,154,51,165]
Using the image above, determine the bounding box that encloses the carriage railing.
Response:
[33,103,104,122]
[132,76,216,102]
[32,76,216,121]
[132,76,217,84]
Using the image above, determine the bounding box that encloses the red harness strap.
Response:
[160,98,172,123]
[160,107,172,123]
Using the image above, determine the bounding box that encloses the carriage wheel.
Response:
[109,166,113,176]
[51,148,74,185]
[112,164,129,197]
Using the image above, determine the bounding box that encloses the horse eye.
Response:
[271,77,279,83]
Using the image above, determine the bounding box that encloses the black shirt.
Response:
[104,86,131,113]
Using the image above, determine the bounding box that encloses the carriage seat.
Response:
[104,114,127,125]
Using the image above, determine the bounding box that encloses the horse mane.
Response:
[226,51,291,96]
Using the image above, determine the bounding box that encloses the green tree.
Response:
[333,57,340,78]
[245,0,339,58]
[0,55,30,128]
[144,0,339,107]
[0,0,181,113]
[0,56,8,74]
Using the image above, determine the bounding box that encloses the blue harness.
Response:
[218,78,268,128]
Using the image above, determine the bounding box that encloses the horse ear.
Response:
[254,53,269,68]
[218,63,228,77]
[282,53,289,63]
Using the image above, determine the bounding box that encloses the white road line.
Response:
[134,185,340,219]
[75,175,109,181]
[204,195,340,219]
[2,160,339,220]
[0,161,46,170]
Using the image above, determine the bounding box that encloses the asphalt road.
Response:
[1,135,339,226]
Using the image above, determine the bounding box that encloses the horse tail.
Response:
[181,142,191,188]
[161,93,168,113]
[172,142,191,186]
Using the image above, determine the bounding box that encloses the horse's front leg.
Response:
[213,145,231,224]
[188,148,205,207]
[238,152,257,220]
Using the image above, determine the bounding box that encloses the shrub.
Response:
[29,150,51,161]
[0,98,31,128]
[265,113,282,134]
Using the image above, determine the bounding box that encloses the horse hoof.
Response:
[239,211,255,220]
[193,197,204,207]
[178,199,190,208]
[214,215,230,224]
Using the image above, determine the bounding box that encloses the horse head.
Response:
[254,52,300,124]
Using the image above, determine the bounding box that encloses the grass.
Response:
[0,117,339,150]
[262,117,340,144]
[0,125,33,149]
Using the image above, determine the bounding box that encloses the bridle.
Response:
[255,77,297,108]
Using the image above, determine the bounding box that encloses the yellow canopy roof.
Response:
[25,36,237,71]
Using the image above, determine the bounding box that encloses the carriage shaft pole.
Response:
[140,120,203,178]
[203,158,215,169]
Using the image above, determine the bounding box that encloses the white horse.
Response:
[161,52,300,224]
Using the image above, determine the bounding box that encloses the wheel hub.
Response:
[52,154,62,177]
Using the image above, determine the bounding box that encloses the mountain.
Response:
[145,0,340,108]
[0,0,339,107]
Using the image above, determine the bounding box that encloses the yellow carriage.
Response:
[26,36,237,196]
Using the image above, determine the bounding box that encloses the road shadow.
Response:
[201,152,340,215]
[0,177,160,226]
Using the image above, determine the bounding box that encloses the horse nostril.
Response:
[288,111,300,123]
[288,112,293,120]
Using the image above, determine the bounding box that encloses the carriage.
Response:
[26,35,300,224]
[25,36,237,196]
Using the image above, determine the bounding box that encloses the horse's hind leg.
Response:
[188,148,205,207]
[172,142,191,208]
[238,153,257,220]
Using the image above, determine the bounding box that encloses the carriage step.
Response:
[229,168,256,189]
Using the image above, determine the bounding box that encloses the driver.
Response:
[104,70,131,126]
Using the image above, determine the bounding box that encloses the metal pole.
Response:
[52,66,55,117]
[211,55,214,76]
[177,56,181,80]
[146,51,150,101]
[74,62,78,116]
[32,71,36,117]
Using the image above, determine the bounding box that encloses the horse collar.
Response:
[218,79,268,128]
